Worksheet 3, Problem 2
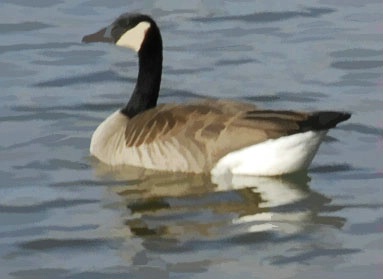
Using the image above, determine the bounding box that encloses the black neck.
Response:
[121,26,162,118]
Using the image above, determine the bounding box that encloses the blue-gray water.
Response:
[1,1,382,278]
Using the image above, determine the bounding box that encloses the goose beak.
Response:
[82,25,114,43]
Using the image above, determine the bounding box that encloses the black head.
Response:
[82,13,161,53]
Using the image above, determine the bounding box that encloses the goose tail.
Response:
[299,111,351,132]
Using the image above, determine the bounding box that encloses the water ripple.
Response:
[50,179,139,187]
[33,70,133,87]
[0,22,53,33]
[310,163,354,173]
[215,58,259,66]
[340,123,383,136]
[268,247,361,265]
[19,238,109,250]
[347,217,383,235]
[192,8,335,23]
[2,0,64,7]
[33,50,106,66]
[0,42,79,54]
[14,159,90,171]
[330,48,382,58]
[0,112,74,122]
[0,198,99,213]
[331,60,383,70]
[0,225,99,238]
[10,269,69,279]
[13,103,123,113]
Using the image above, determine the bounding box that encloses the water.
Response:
[0,1,382,278]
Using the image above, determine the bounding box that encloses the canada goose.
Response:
[82,13,351,176]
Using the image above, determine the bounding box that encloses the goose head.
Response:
[83,13,163,118]
[82,13,162,53]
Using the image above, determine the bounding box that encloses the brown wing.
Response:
[123,99,311,172]
[126,102,220,146]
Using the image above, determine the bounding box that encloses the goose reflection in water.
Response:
[93,163,345,249]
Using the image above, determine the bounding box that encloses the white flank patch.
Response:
[211,130,327,176]
[116,21,151,52]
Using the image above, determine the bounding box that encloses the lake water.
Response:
[0,1,382,278]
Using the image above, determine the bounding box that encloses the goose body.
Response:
[83,13,351,176]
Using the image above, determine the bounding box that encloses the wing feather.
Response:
[123,100,312,172]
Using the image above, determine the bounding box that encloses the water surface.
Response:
[0,1,382,278]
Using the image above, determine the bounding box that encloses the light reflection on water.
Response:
[93,163,347,256]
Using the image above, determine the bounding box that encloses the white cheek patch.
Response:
[116,21,151,52]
